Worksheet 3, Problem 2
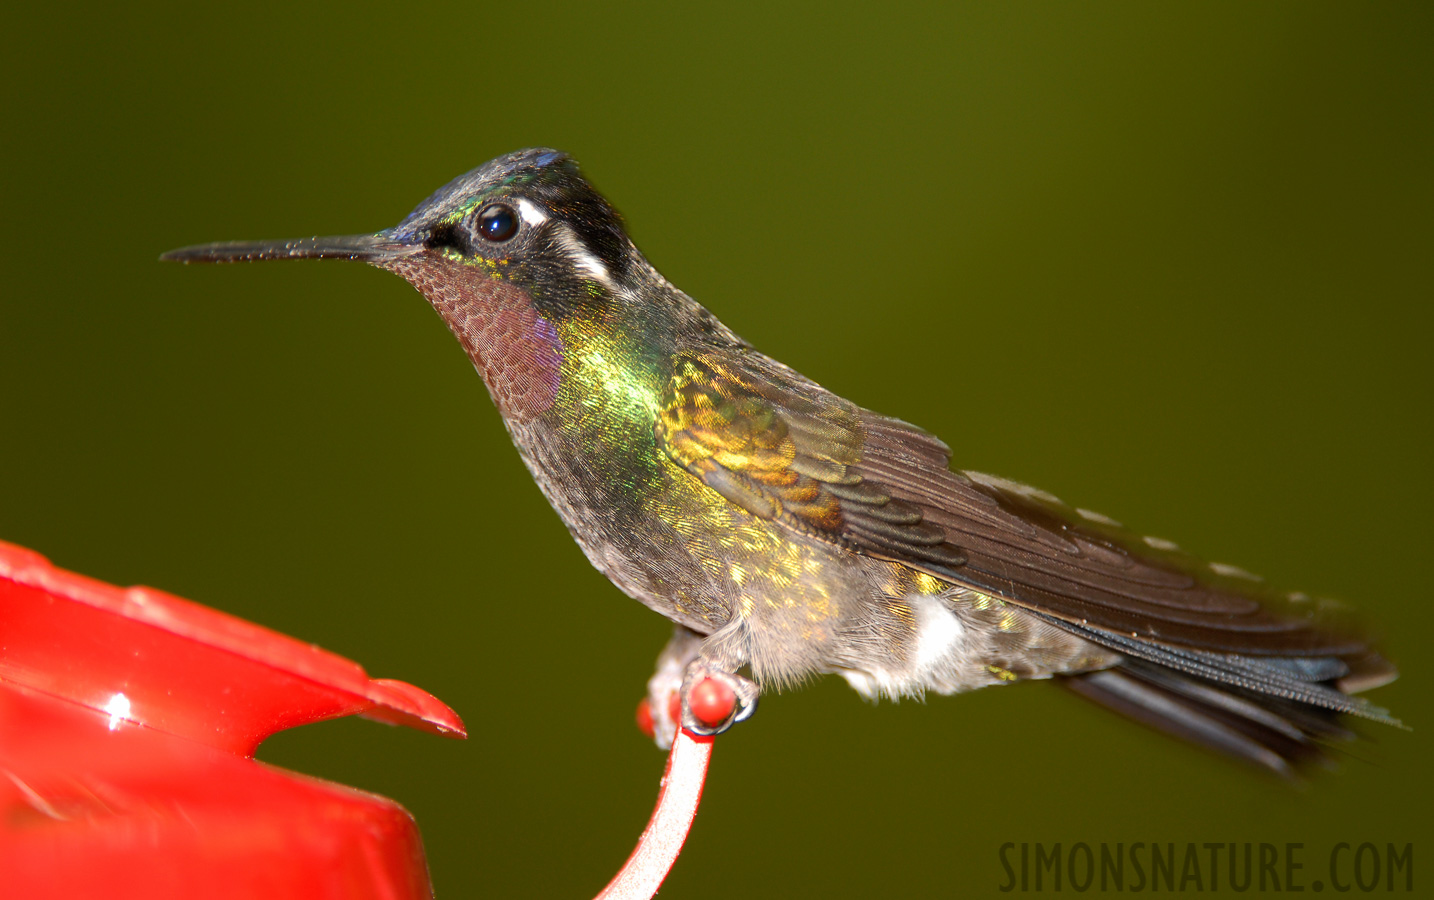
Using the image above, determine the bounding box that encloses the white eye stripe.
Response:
[514,198,548,226]
[556,225,614,288]
[492,199,615,288]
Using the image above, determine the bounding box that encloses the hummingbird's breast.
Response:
[389,261,733,626]
[509,398,867,657]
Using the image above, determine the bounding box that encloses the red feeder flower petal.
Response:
[0,539,464,900]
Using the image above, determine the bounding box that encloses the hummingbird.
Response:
[164,148,1398,775]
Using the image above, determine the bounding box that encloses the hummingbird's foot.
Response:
[639,626,759,748]
[678,660,759,737]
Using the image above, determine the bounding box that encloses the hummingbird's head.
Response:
[163,148,636,312]
[382,147,638,311]
[163,149,665,422]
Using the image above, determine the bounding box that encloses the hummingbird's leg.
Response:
[644,624,705,749]
[643,623,760,748]
[676,617,758,736]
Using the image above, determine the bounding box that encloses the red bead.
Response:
[687,678,736,729]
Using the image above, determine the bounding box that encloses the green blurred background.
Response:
[3,2,1430,897]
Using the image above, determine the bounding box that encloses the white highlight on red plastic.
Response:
[104,692,131,731]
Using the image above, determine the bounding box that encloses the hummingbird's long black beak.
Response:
[160,233,419,264]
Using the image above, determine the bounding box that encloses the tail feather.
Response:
[1065,659,1371,776]
[1046,616,1401,777]
[1034,612,1400,726]
[1064,667,1316,776]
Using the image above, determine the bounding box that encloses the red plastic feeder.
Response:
[0,539,466,899]
[0,538,720,899]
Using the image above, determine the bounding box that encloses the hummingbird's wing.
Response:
[655,349,1395,702]
[657,353,967,569]
[851,414,1383,661]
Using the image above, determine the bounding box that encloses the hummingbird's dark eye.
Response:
[477,204,519,242]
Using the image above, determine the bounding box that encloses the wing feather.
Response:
[852,409,1377,657]
[656,349,1386,666]
[655,353,966,567]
